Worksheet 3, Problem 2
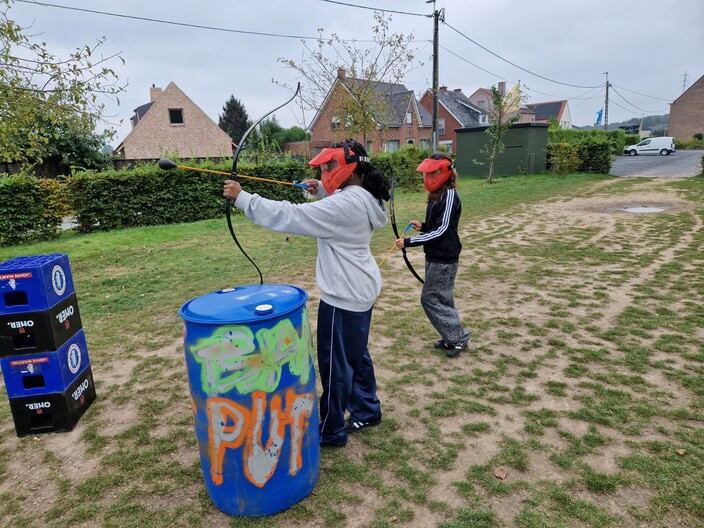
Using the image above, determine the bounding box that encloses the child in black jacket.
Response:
[395,152,471,357]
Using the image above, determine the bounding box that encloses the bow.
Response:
[226,83,301,285]
[389,170,424,284]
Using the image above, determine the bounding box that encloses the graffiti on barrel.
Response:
[187,309,316,488]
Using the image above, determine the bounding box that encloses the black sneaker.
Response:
[434,339,451,349]
[446,340,468,358]
[346,419,382,433]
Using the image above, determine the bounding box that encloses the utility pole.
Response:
[603,72,609,131]
[427,0,441,151]
[681,71,689,92]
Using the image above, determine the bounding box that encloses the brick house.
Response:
[468,82,572,129]
[467,81,528,123]
[669,73,704,140]
[306,69,432,155]
[114,82,233,159]
[523,100,572,129]
[419,87,487,153]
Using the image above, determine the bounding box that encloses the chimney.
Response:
[498,81,506,96]
[440,86,448,92]
[337,68,346,80]
[150,84,163,102]
[454,88,462,92]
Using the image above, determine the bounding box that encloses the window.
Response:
[406,112,413,126]
[385,140,400,152]
[420,138,431,150]
[366,141,373,154]
[480,115,488,124]
[169,109,184,124]
[406,138,415,145]
[331,115,341,130]
[439,140,453,154]
[438,118,446,136]
[477,100,485,108]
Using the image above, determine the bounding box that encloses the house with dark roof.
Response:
[419,87,487,153]
[115,82,234,159]
[523,100,572,129]
[306,69,432,154]
[467,82,572,128]
[668,73,704,140]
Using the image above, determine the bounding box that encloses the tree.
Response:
[482,85,521,183]
[0,0,125,165]
[277,11,419,146]
[218,95,251,145]
[278,126,308,144]
[246,117,310,156]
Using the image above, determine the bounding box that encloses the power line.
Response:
[16,0,674,112]
[610,84,674,102]
[609,85,668,114]
[439,44,507,81]
[319,0,428,17]
[443,21,599,90]
[440,43,604,107]
[13,0,380,43]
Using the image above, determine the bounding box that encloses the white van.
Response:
[624,137,676,156]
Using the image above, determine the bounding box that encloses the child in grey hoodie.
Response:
[223,140,389,447]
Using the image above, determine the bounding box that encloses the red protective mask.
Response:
[309,148,355,195]
[416,157,453,192]
[309,146,366,194]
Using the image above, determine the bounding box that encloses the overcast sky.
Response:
[8,0,704,146]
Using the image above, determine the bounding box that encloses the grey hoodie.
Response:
[234,184,388,312]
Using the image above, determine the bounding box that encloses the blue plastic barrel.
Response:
[179,284,319,517]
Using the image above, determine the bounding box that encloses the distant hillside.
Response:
[579,114,669,135]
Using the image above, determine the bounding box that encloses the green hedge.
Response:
[676,137,704,150]
[0,159,315,245]
[0,175,63,246]
[546,143,580,175]
[370,145,432,191]
[68,159,313,233]
[549,128,627,156]
[547,129,620,174]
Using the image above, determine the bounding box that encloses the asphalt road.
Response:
[610,149,703,178]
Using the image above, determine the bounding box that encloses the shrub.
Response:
[0,174,61,246]
[577,137,611,173]
[549,128,626,156]
[370,145,431,191]
[547,143,580,174]
[675,137,704,150]
[39,177,73,218]
[68,159,313,233]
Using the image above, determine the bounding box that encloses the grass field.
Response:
[0,172,702,528]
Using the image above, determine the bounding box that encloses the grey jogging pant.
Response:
[420,261,470,346]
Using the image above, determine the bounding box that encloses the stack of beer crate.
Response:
[0,253,96,437]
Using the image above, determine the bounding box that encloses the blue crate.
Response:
[0,254,75,314]
[1,329,91,398]
[9,364,96,437]
[0,292,83,357]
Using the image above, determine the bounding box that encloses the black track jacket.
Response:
[403,188,462,264]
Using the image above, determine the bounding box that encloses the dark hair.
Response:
[333,139,391,202]
[427,152,457,203]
